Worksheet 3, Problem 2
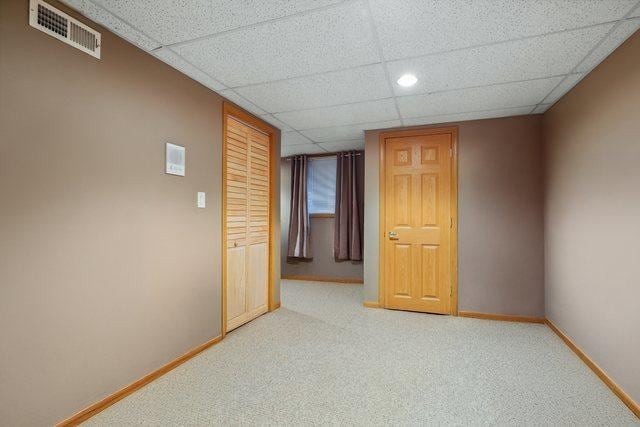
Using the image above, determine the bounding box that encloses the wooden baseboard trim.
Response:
[56,334,223,426]
[271,301,281,310]
[363,301,381,308]
[458,311,545,324]
[50,314,639,424]
[282,275,363,284]
[545,319,639,418]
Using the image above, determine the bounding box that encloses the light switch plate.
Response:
[197,192,206,208]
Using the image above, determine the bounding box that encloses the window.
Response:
[307,156,336,215]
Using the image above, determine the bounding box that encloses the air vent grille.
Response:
[38,3,67,38]
[70,21,97,51]
[29,0,101,59]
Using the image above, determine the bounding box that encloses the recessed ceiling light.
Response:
[397,74,418,87]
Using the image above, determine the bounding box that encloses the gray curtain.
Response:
[334,151,364,261]
[287,155,312,259]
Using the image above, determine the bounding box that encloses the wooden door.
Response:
[225,116,270,332]
[382,130,456,314]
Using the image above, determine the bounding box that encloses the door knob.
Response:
[388,231,399,240]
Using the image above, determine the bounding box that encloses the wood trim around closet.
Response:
[221,102,279,338]
[377,125,459,315]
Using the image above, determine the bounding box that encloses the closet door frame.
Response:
[221,102,279,338]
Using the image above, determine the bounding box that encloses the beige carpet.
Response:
[86,280,638,426]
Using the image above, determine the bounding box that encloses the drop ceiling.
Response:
[62,0,640,156]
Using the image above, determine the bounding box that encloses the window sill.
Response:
[310,213,335,219]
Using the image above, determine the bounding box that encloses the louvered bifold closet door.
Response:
[246,127,269,318]
[225,117,270,332]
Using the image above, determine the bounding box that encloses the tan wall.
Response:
[543,30,640,404]
[364,115,545,316]
[280,160,363,280]
[0,1,279,424]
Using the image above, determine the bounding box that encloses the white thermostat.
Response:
[165,143,185,176]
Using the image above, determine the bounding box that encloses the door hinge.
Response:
[449,147,453,157]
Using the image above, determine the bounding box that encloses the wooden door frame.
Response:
[221,102,279,338]
[378,125,459,315]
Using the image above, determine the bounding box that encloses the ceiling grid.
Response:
[62,0,640,156]
[362,0,404,127]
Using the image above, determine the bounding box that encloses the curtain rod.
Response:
[282,150,363,161]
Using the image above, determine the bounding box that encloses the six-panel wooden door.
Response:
[383,131,454,314]
[225,116,270,332]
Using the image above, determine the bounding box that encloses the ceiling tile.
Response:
[91,0,342,45]
[152,48,226,91]
[532,104,552,114]
[219,90,266,115]
[576,18,640,72]
[388,24,611,96]
[542,74,585,104]
[403,106,534,127]
[281,144,326,157]
[369,0,637,60]
[397,77,562,118]
[174,2,379,87]
[301,120,402,142]
[61,0,160,50]
[65,0,637,138]
[318,140,365,152]
[282,132,313,146]
[259,115,292,131]
[274,99,398,130]
[235,64,391,113]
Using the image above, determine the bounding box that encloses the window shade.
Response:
[307,156,336,214]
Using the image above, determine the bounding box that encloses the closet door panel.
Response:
[248,129,270,244]
[225,118,249,332]
[225,116,270,333]
[246,242,268,314]
[226,246,247,325]
[246,128,269,316]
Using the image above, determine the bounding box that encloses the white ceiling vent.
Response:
[29,0,101,59]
